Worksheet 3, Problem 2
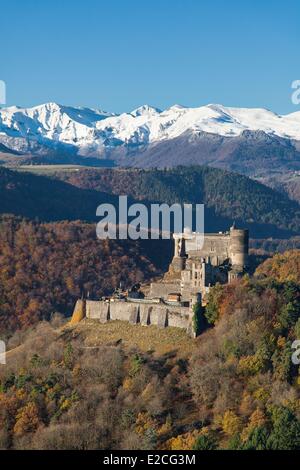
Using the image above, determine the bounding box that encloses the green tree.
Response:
[192,301,204,336]
[204,284,223,325]
[267,407,300,450]
[226,433,243,450]
[193,433,218,450]
[279,302,300,330]
[272,342,293,382]
[243,426,269,450]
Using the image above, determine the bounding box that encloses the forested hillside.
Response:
[55,166,300,237]
[1,166,300,237]
[0,216,169,334]
[0,167,117,222]
[1,250,300,450]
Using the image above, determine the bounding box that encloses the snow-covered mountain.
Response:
[1,102,300,154]
[1,102,300,176]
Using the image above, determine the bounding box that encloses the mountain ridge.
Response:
[1,102,300,156]
[2,165,300,238]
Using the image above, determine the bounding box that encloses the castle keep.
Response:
[71,225,249,334]
[151,223,249,301]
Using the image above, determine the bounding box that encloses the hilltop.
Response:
[1,249,300,450]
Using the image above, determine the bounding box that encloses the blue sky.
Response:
[1,0,299,113]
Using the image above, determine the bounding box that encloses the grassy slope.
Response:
[69,319,195,358]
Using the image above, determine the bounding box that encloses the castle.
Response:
[150,223,249,302]
[71,225,249,334]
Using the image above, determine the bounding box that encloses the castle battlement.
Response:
[71,224,249,334]
[71,298,194,334]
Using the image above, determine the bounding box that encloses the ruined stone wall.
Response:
[149,281,181,299]
[85,300,110,323]
[83,300,192,331]
[184,229,249,268]
[186,234,230,265]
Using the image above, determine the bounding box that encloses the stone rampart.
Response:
[79,299,192,332]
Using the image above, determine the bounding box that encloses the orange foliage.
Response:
[255,250,300,283]
[13,402,41,436]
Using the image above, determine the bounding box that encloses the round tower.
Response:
[229,225,249,268]
[171,234,186,272]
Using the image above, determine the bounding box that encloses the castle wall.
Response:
[150,281,181,299]
[109,302,138,323]
[167,308,192,329]
[186,234,230,265]
[140,304,151,325]
[83,300,192,331]
[85,300,102,319]
[173,228,249,270]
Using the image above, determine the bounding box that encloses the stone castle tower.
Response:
[151,224,249,301]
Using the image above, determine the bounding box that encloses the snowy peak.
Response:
[1,102,300,157]
[130,105,161,117]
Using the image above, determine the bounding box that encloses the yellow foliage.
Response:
[59,397,72,411]
[241,408,266,442]
[135,412,157,436]
[45,383,62,403]
[222,410,242,436]
[283,398,300,415]
[13,402,40,436]
[199,426,210,435]
[212,413,223,428]
[238,355,264,375]
[277,336,286,349]
[123,377,133,391]
[165,430,199,450]
[255,250,300,284]
[249,408,266,428]
[253,387,270,404]
[16,388,27,401]
[157,415,172,436]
